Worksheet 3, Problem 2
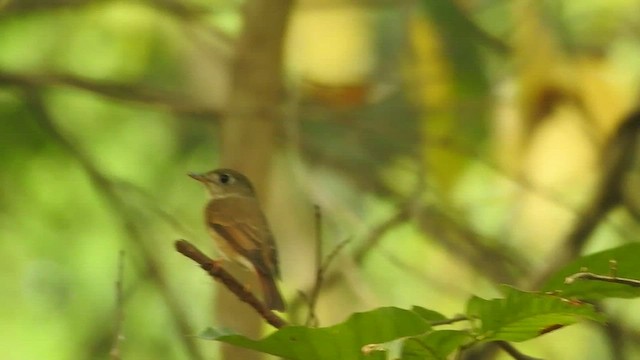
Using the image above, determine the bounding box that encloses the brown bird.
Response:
[189,168,285,311]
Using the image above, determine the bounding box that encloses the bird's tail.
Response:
[257,271,286,311]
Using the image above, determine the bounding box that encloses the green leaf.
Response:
[201,307,430,360]
[401,330,472,360]
[466,285,604,342]
[542,243,640,299]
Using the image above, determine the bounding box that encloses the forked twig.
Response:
[306,239,352,326]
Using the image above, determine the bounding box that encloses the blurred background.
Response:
[2,0,640,359]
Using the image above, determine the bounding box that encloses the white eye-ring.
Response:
[218,173,233,184]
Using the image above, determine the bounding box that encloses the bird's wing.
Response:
[206,197,277,276]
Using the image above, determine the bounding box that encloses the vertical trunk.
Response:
[217,0,293,359]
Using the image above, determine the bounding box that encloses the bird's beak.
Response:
[188,172,206,182]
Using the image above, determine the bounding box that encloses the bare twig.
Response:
[497,341,542,360]
[306,205,323,327]
[110,250,126,360]
[565,272,640,287]
[290,202,412,316]
[175,240,288,329]
[305,146,533,287]
[304,206,352,326]
[306,237,352,327]
[321,239,352,276]
[289,200,412,313]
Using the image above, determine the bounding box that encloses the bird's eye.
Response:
[219,173,231,184]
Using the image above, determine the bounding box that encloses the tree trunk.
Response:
[217,0,293,359]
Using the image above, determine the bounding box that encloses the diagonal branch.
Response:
[175,240,287,329]
[531,109,640,288]
[25,88,205,360]
[289,199,413,314]
[0,71,221,118]
[414,204,529,284]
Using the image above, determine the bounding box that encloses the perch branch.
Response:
[175,240,288,329]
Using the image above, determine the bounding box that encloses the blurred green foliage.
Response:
[3,0,640,359]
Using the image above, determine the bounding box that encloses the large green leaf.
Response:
[401,330,472,360]
[466,285,604,342]
[542,243,640,299]
[201,307,430,360]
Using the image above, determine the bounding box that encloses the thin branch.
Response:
[304,146,533,286]
[497,341,542,360]
[414,204,529,284]
[353,205,413,264]
[565,272,640,288]
[566,109,640,253]
[425,135,595,223]
[447,0,512,55]
[110,250,126,360]
[305,237,351,327]
[0,0,90,14]
[430,315,469,327]
[288,200,411,314]
[0,71,221,119]
[115,181,201,241]
[26,89,205,360]
[321,239,352,275]
[303,206,352,326]
[1,0,217,21]
[306,205,323,327]
[598,310,626,360]
[175,240,288,329]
